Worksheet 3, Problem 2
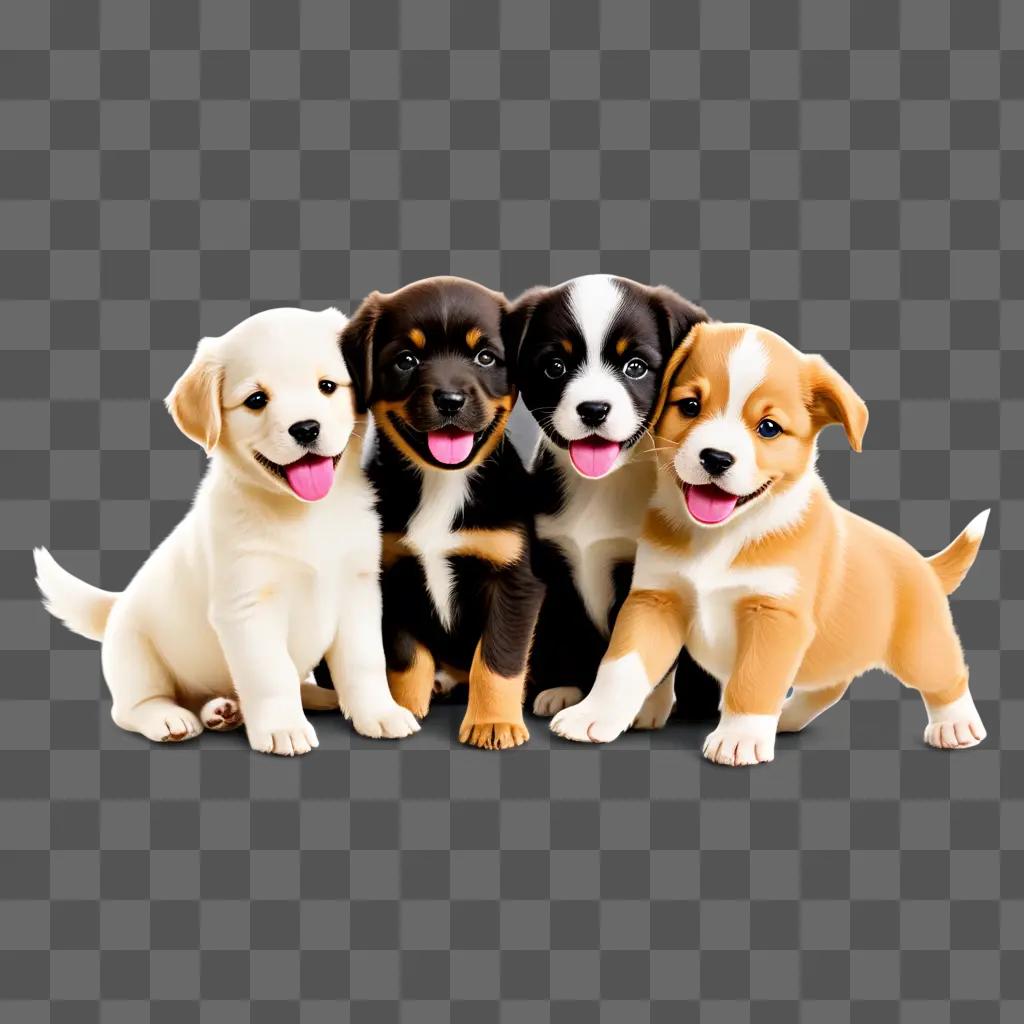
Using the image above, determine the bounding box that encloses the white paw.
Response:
[923,691,986,750]
[533,686,584,718]
[200,697,243,732]
[244,701,318,756]
[702,713,777,767]
[135,708,203,743]
[351,702,421,740]
[550,696,633,744]
[432,669,464,696]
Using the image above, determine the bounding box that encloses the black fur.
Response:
[328,277,544,715]
[509,277,720,720]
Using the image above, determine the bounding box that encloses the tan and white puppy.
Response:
[551,322,988,765]
[35,307,418,755]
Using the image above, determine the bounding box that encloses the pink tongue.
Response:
[569,438,622,478]
[427,430,475,466]
[685,483,739,524]
[284,455,335,501]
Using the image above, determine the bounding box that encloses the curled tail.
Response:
[927,509,989,596]
[33,548,117,642]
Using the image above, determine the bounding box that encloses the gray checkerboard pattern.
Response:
[0,0,1019,1019]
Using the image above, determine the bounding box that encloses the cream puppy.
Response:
[552,322,988,765]
[35,307,418,755]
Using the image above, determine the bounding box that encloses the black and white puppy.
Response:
[508,274,719,725]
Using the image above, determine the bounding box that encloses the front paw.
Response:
[351,701,421,740]
[459,718,530,750]
[550,696,633,744]
[245,702,318,756]
[702,714,776,767]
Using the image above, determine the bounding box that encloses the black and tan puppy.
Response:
[339,276,544,750]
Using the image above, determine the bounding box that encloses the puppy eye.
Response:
[623,357,648,380]
[544,357,566,380]
[474,349,496,367]
[243,391,268,411]
[757,418,783,438]
[318,380,337,395]
[395,351,419,371]
[678,397,700,417]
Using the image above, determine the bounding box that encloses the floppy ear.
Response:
[648,285,709,354]
[165,339,223,454]
[648,323,702,428]
[339,292,382,413]
[804,354,869,452]
[501,285,548,369]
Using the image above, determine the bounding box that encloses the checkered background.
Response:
[0,0,1020,1020]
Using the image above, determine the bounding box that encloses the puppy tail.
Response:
[927,509,990,595]
[32,547,117,642]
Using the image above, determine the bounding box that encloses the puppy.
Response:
[507,274,718,726]
[337,276,544,750]
[35,307,418,755]
[551,321,988,765]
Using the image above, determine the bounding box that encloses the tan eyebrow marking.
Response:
[465,327,483,349]
[559,338,573,353]
[615,337,630,357]
[408,328,426,349]
[669,384,693,403]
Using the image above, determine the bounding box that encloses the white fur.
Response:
[550,274,641,452]
[965,508,990,542]
[702,711,777,766]
[35,308,418,754]
[923,690,986,749]
[550,651,652,743]
[634,472,813,683]
[535,441,655,631]
[674,330,770,503]
[402,469,472,632]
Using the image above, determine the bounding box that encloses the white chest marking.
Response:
[403,470,471,632]
[636,474,817,683]
[536,453,653,632]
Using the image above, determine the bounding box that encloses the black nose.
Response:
[433,390,466,416]
[577,401,611,427]
[288,419,320,446]
[699,448,735,476]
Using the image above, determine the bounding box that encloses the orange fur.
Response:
[459,642,529,750]
[388,642,435,719]
[586,322,988,760]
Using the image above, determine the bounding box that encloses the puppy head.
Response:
[340,276,513,472]
[166,306,357,502]
[506,274,707,479]
[653,322,867,529]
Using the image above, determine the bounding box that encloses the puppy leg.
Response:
[326,573,420,740]
[103,626,202,743]
[460,559,544,750]
[387,636,436,720]
[777,680,850,734]
[552,589,690,743]
[704,602,810,767]
[632,673,676,730]
[211,599,318,756]
[888,618,985,750]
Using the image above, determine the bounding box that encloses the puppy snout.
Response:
[288,419,321,447]
[699,448,735,476]
[433,390,467,416]
[576,401,611,428]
